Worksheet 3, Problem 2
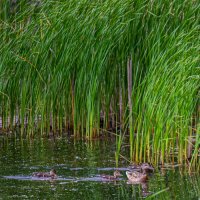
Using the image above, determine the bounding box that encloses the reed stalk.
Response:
[0,0,199,165]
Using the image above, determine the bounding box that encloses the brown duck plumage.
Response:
[140,163,154,173]
[126,171,148,183]
[100,170,122,180]
[32,169,57,179]
[129,163,154,173]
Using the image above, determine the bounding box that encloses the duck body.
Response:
[100,170,122,180]
[32,169,57,179]
[126,171,148,183]
[129,163,154,173]
[128,164,141,171]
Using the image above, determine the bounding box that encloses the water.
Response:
[0,136,199,199]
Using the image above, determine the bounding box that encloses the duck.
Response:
[129,163,154,173]
[126,171,148,183]
[32,169,57,179]
[140,163,154,173]
[128,163,141,171]
[100,170,122,180]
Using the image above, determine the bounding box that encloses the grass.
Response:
[0,0,199,166]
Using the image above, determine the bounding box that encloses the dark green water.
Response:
[0,136,199,200]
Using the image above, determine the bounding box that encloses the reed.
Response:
[0,0,199,165]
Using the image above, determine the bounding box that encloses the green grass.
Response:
[0,0,199,166]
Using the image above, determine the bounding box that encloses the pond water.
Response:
[0,136,199,199]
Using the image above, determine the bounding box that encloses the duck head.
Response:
[140,163,154,173]
[50,169,57,178]
[113,170,123,178]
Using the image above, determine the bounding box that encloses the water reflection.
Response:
[126,181,152,197]
[0,137,199,199]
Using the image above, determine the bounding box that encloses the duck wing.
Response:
[128,171,142,178]
[32,172,50,177]
[100,174,115,179]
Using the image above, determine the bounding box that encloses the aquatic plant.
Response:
[0,0,199,166]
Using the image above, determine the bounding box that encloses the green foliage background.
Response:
[0,0,199,164]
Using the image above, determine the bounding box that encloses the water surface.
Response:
[0,136,199,199]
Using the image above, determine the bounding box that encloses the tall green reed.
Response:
[0,0,199,165]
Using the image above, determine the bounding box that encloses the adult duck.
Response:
[129,163,154,173]
[100,170,122,180]
[140,163,154,173]
[126,171,148,183]
[32,169,57,179]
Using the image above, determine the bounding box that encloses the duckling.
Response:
[126,171,148,183]
[32,169,57,179]
[100,170,122,180]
